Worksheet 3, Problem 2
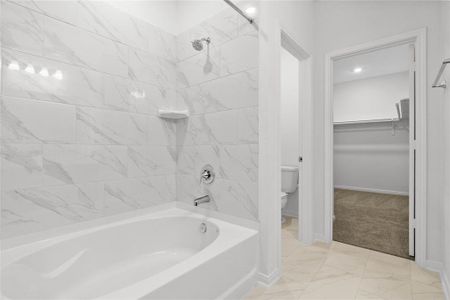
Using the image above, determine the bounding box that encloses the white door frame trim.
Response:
[257,19,313,285]
[281,31,314,245]
[323,28,427,266]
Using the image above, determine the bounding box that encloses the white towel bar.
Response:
[432,58,450,88]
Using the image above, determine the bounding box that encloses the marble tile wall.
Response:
[175,9,259,220]
[0,0,178,238]
[1,1,260,239]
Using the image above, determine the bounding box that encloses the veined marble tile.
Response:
[177,34,257,88]
[176,8,239,61]
[176,116,210,146]
[207,177,258,220]
[103,75,134,112]
[81,1,176,59]
[176,45,222,88]
[299,266,361,299]
[75,0,148,50]
[1,183,103,239]
[3,1,129,77]
[176,174,202,203]
[220,34,258,76]
[204,110,239,144]
[10,1,99,36]
[1,192,71,239]
[3,49,104,108]
[177,145,222,177]
[104,176,175,215]
[148,117,176,146]
[1,97,76,144]
[1,143,45,189]
[237,107,259,143]
[43,15,128,77]
[364,252,411,281]
[131,82,177,115]
[1,1,46,56]
[220,144,258,183]
[76,107,141,145]
[9,0,176,58]
[43,144,128,185]
[177,144,257,184]
[177,111,239,146]
[358,277,412,300]
[177,68,258,115]
[103,76,176,114]
[177,175,257,220]
[127,146,176,178]
[128,114,150,145]
[128,48,176,89]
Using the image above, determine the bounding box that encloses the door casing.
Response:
[323,28,427,266]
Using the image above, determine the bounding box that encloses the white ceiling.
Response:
[107,0,230,35]
[333,43,412,84]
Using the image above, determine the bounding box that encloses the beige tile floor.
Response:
[246,218,445,300]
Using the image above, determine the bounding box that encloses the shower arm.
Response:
[223,0,254,24]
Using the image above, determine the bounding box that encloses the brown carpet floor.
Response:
[333,189,411,259]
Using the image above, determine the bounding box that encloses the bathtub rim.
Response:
[1,203,259,299]
[1,201,259,252]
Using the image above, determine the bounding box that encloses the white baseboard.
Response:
[314,233,328,243]
[219,268,257,300]
[334,185,408,196]
[256,268,281,287]
[441,270,450,300]
[424,259,444,273]
[282,210,298,218]
[418,260,449,300]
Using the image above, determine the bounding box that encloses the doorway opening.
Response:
[324,29,427,264]
[280,47,300,237]
[279,30,313,252]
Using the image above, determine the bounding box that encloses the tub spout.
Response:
[194,195,211,206]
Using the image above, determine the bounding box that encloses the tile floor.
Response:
[246,217,445,300]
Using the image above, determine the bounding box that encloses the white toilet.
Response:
[281,166,299,221]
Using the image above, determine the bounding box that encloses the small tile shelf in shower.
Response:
[157,109,190,120]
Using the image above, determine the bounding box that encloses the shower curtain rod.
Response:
[223,0,254,24]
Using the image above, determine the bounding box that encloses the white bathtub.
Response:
[1,205,259,299]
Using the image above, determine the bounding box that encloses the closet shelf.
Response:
[334,118,400,125]
[158,109,189,120]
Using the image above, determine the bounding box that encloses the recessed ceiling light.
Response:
[353,67,363,74]
[245,6,256,17]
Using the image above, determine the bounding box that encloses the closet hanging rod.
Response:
[432,58,449,88]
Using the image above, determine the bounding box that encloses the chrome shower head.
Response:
[191,37,211,51]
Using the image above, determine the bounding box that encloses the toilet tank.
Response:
[281,166,299,193]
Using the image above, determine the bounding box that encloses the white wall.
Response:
[441,1,450,297]
[334,72,409,122]
[281,48,299,166]
[258,0,315,282]
[312,1,445,264]
[333,71,409,195]
[334,122,409,195]
[280,48,299,217]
